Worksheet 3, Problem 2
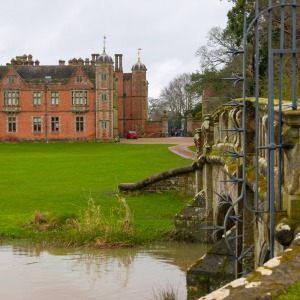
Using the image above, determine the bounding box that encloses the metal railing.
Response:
[214,0,300,277]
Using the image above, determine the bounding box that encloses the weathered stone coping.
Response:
[118,153,235,192]
[118,165,197,191]
[199,233,300,300]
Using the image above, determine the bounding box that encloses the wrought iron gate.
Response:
[215,0,300,277]
[168,117,187,136]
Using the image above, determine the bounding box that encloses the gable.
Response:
[66,67,95,88]
[0,67,26,87]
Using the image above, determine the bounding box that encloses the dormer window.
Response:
[8,75,16,84]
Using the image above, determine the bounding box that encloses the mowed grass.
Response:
[274,281,300,300]
[0,142,191,244]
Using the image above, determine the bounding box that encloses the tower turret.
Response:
[130,48,148,135]
[131,48,147,71]
[95,36,115,141]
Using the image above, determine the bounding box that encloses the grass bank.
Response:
[0,142,191,246]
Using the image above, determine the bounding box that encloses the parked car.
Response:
[126,131,138,139]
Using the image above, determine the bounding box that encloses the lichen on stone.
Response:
[229,277,248,288]
[256,266,272,276]
[264,256,282,268]
[245,281,261,288]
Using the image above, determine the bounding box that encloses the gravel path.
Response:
[120,137,196,160]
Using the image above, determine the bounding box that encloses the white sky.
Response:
[0,0,233,98]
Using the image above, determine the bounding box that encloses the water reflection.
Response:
[0,243,208,300]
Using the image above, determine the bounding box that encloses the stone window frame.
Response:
[3,90,20,106]
[101,121,107,129]
[71,90,88,105]
[50,91,60,106]
[33,116,42,133]
[32,91,42,106]
[7,115,17,132]
[101,93,107,101]
[76,75,83,83]
[8,75,16,84]
[101,73,107,81]
[75,115,84,132]
[51,116,60,132]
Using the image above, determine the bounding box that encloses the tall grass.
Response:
[75,196,135,245]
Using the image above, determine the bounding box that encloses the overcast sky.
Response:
[0,0,233,98]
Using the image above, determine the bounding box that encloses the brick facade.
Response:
[0,51,148,142]
[144,121,163,137]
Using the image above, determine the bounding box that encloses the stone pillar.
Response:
[203,163,213,243]
[194,128,203,158]
[201,115,214,155]
[181,118,185,134]
[161,111,168,137]
[186,113,193,135]
[195,169,203,194]
[288,195,300,219]
[281,110,300,220]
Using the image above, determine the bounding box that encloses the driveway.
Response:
[120,137,196,160]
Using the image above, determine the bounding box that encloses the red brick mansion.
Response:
[0,46,148,142]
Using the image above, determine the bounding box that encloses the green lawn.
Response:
[0,142,191,244]
[274,281,300,300]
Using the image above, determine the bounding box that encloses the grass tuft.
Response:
[33,211,48,224]
[73,196,135,245]
[152,282,180,300]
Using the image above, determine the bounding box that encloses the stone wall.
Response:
[184,98,300,298]
[144,119,202,138]
[118,165,196,195]
[140,172,195,194]
[199,234,300,300]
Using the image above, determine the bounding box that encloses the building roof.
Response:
[131,59,147,71]
[0,66,9,80]
[123,73,132,81]
[97,50,113,64]
[0,65,96,84]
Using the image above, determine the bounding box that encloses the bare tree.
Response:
[159,73,199,117]
[196,27,238,72]
[148,97,166,121]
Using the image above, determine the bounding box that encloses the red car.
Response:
[126,131,138,139]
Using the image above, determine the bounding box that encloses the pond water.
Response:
[0,243,208,300]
